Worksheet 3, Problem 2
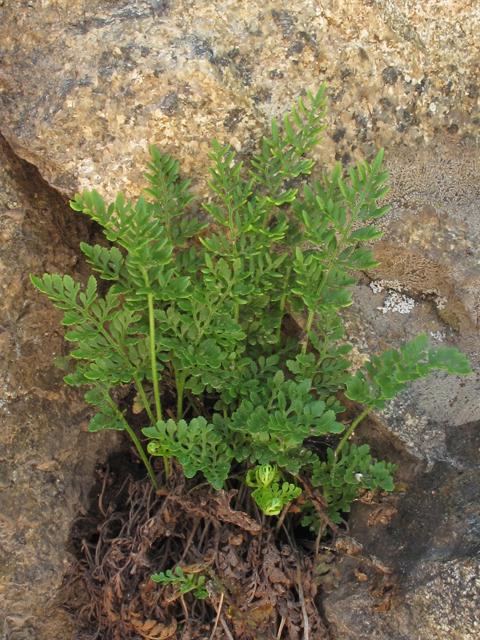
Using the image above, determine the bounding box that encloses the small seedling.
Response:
[246,464,302,516]
[151,567,208,599]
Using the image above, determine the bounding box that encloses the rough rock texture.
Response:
[344,133,480,467]
[322,415,480,639]
[0,135,121,639]
[0,1,479,638]
[327,132,480,637]
[0,0,479,201]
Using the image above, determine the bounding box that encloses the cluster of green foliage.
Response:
[151,566,208,600]
[31,85,471,530]
[246,463,302,516]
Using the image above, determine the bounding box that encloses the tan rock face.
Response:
[0,0,479,200]
[0,135,121,640]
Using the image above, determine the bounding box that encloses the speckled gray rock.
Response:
[0,135,121,640]
[343,134,480,467]
[322,417,480,640]
[324,132,480,638]
[325,553,480,640]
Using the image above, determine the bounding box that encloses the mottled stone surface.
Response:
[323,416,480,640]
[325,552,480,640]
[0,0,479,201]
[328,132,480,637]
[0,135,120,639]
[342,133,480,466]
[0,1,479,638]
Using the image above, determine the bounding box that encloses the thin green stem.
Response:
[185,389,202,417]
[69,291,164,478]
[155,168,172,241]
[334,405,375,458]
[146,291,162,422]
[266,389,278,412]
[301,310,316,356]
[276,266,292,349]
[175,367,187,421]
[132,373,155,425]
[193,280,236,347]
[72,302,156,428]
[123,421,159,491]
[275,303,284,349]
[140,267,163,422]
[299,178,373,356]
[102,388,159,490]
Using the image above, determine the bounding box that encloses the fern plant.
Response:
[151,566,208,600]
[31,85,471,528]
[246,464,302,516]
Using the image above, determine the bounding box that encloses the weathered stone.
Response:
[341,134,480,466]
[324,133,480,636]
[0,135,121,639]
[0,1,478,202]
[322,416,480,639]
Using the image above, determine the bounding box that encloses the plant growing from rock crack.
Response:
[31,85,471,530]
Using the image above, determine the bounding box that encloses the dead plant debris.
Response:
[63,462,396,640]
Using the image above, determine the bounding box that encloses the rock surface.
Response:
[0,135,121,639]
[0,0,479,200]
[0,1,479,638]
[345,133,480,467]
[322,414,480,639]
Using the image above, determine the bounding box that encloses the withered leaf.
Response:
[359,489,378,504]
[141,620,159,633]
[104,585,119,622]
[113,573,124,599]
[132,392,145,414]
[335,536,364,555]
[288,504,302,513]
[228,533,244,546]
[248,600,274,625]
[393,482,408,494]
[131,552,151,569]
[370,572,396,597]
[143,619,177,640]
[182,562,209,574]
[315,562,332,576]
[373,599,391,612]
[367,505,397,527]
[170,489,261,534]
[264,548,291,586]
[365,556,392,575]
[354,568,368,582]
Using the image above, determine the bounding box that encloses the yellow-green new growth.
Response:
[247,464,302,516]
